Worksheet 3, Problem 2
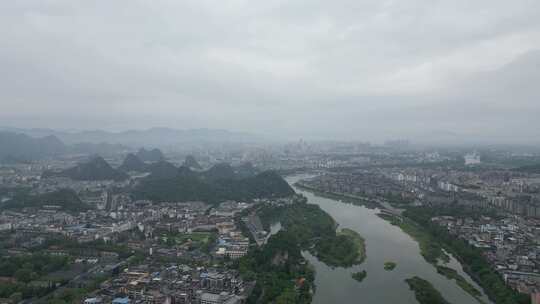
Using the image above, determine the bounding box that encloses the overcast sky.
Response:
[1,0,540,143]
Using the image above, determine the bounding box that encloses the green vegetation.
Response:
[0,132,66,161]
[136,147,165,162]
[258,199,365,267]
[316,228,366,267]
[436,266,483,300]
[0,254,69,282]
[340,228,366,263]
[384,261,397,271]
[351,270,367,282]
[40,274,109,304]
[118,153,147,172]
[237,197,366,303]
[404,206,530,304]
[0,254,70,300]
[379,214,449,264]
[145,160,180,179]
[237,231,314,304]
[159,231,217,253]
[135,170,294,204]
[3,189,91,212]
[43,156,128,181]
[183,155,202,169]
[294,182,380,209]
[0,186,31,199]
[405,276,451,304]
[42,237,135,259]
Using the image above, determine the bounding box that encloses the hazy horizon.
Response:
[2,1,540,144]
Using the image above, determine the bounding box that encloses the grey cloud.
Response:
[1,0,540,143]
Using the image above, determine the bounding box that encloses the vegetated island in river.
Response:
[237,194,368,303]
[405,276,451,304]
[256,198,367,268]
[351,270,367,282]
[315,228,366,267]
[384,261,397,271]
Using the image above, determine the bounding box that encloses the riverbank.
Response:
[403,207,530,304]
[256,199,367,268]
[436,266,484,303]
[294,182,380,209]
[286,174,490,304]
[378,213,493,303]
[296,181,494,303]
[377,213,449,264]
[239,194,370,302]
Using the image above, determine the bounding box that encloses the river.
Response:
[286,174,491,304]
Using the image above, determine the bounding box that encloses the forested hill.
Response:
[136,148,165,162]
[2,189,90,213]
[42,156,128,181]
[0,132,66,161]
[134,170,294,204]
[118,153,147,172]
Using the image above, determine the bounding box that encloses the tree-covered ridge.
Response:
[42,156,128,181]
[118,153,147,172]
[135,170,294,204]
[183,155,202,170]
[200,163,238,181]
[2,189,91,212]
[145,160,180,179]
[136,148,165,162]
[0,131,66,161]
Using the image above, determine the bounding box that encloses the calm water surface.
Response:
[286,175,491,304]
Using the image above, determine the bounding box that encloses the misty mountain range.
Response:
[0,127,262,161]
[0,131,128,162]
[0,127,262,147]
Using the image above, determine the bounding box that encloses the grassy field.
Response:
[161,232,215,246]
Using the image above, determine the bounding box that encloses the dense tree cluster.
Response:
[0,254,69,299]
[135,170,294,204]
[3,189,90,213]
